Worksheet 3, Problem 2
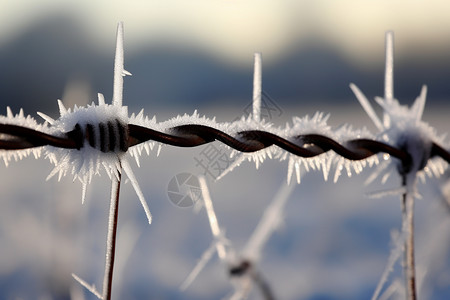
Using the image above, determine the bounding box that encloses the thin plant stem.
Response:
[102,160,122,300]
[402,174,417,300]
[251,269,275,300]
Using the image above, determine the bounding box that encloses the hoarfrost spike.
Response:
[411,85,427,121]
[112,22,125,107]
[122,70,132,76]
[37,112,55,124]
[253,52,262,122]
[72,274,103,299]
[57,100,68,116]
[385,31,394,101]
[98,93,106,105]
[122,159,152,224]
[215,155,245,181]
[350,83,383,131]
[81,182,87,204]
[136,109,144,119]
[156,144,162,157]
[6,107,13,118]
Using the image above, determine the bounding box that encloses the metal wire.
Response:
[1,123,449,172]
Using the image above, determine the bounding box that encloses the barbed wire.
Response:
[1,122,449,173]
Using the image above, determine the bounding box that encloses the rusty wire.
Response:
[1,122,449,172]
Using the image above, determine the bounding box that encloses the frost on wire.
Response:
[0,27,448,218]
[350,32,447,188]
[350,31,449,300]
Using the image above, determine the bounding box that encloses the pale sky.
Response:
[1,0,450,67]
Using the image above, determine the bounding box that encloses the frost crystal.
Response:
[0,23,153,225]
[332,124,379,183]
[0,107,51,166]
[45,98,128,185]
[217,53,280,180]
[282,112,335,184]
[351,33,447,185]
[216,53,380,184]
[221,115,279,176]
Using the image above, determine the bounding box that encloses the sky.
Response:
[2,0,450,65]
[1,0,450,115]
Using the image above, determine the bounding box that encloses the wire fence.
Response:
[1,122,449,175]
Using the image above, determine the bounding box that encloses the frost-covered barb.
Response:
[0,29,152,225]
[217,53,281,181]
[181,176,295,300]
[217,53,378,184]
[350,32,448,186]
[2,51,448,198]
[0,22,151,300]
[0,108,51,165]
[350,32,449,300]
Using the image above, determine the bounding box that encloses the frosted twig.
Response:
[402,174,417,300]
[379,279,403,300]
[102,164,122,300]
[72,273,103,299]
[184,177,293,299]
[371,230,405,300]
[180,240,217,291]
[350,30,446,300]
[217,52,265,181]
[365,186,407,199]
[250,270,275,300]
[243,181,295,262]
[198,176,228,260]
[113,222,142,298]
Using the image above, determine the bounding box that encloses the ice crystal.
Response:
[351,37,447,186]
[216,53,380,184]
[217,53,341,183]
[44,97,128,187]
[0,107,51,166]
[221,114,279,176]
[281,112,335,184]
[351,31,449,300]
[332,124,378,183]
[0,23,153,225]
[216,53,280,181]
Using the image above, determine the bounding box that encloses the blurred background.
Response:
[0,0,449,299]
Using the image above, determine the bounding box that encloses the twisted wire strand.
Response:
[0,124,78,149]
[1,123,449,169]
